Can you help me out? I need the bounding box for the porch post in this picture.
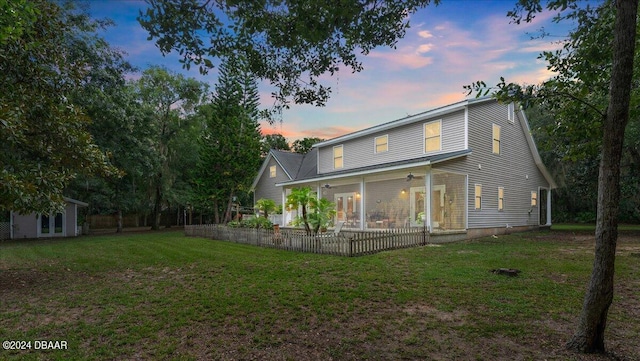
[425,167,432,230]
[546,189,552,226]
[360,177,365,230]
[281,188,287,226]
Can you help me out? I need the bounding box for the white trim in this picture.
[425,170,432,230]
[508,102,516,124]
[314,97,493,148]
[474,184,482,210]
[276,150,471,187]
[464,107,469,149]
[492,123,501,155]
[374,134,389,154]
[519,109,558,189]
[333,145,344,169]
[423,119,442,153]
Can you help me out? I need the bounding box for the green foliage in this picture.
[133,66,208,229]
[227,217,273,229]
[286,187,335,234]
[193,56,263,223]
[260,134,290,156]
[0,0,118,214]
[467,0,640,224]
[138,0,439,114]
[307,196,337,233]
[255,198,277,219]
[292,137,324,154]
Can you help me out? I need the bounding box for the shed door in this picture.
[40,213,65,237]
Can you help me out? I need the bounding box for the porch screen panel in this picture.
[430,172,466,231]
[364,178,411,229]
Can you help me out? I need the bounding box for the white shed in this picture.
[9,197,88,239]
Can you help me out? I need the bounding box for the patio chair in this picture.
[331,221,345,236]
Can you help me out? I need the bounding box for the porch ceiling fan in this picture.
[406,173,423,182]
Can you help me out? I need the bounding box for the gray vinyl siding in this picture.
[254,158,289,206]
[317,110,466,174]
[434,101,550,229]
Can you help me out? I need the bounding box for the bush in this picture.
[226,218,273,229]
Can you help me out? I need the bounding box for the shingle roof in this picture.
[277,149,472,186]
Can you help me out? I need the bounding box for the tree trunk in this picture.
[567,0,637,353]
[116,208,123,233]
[165,202,172,228]
[213,200,220,224]
[151,181,162,230]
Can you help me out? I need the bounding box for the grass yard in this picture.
[1,230,639,360]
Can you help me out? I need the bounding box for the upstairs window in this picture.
[508,102,516,123]
[492,124,501,155]
[269,165,276,178]
[333,145,344,169]
[375,135,388,153]
[475,184,482,210]
[424,120,441,153]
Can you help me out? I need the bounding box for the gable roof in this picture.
[253,96,556,191]
[250,149,318,191]
[518,109,558,189]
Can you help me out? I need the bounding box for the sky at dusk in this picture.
[88,0,579,143]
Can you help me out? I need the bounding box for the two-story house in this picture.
[252,97,556,241]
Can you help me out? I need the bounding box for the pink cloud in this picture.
[368,47,434,70]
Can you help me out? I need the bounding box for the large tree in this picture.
[260,134,291,157]
[195,56,262,223]
[138,0,438,112]
[467,0,638,353]
[1,0,116,215]
[134,67,208,230]
[292,137,324,154]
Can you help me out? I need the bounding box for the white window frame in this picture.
[424,120,442,153]
[531,191,538,207]
[508,102,516,124]
[269,165,276,178]
[333,145,344,169]
[492,123,501,155]
[498,187,504,211]
[474,184,482,210]
[374,135,388,154]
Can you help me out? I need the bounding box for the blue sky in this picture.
[88,0,577,142]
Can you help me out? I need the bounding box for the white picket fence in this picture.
[185,224,429,257]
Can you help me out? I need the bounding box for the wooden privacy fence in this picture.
[185,224,429,257]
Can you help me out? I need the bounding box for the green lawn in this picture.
[552,223,640,232]
[1,230,638,360]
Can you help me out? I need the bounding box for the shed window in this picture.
[269,165,276,178]
[424,120,441,152]
[531,191,538,207]
[375,135,388,153]
[498,187,504,211]
[333,145,344,169]
[475,184,482,210]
